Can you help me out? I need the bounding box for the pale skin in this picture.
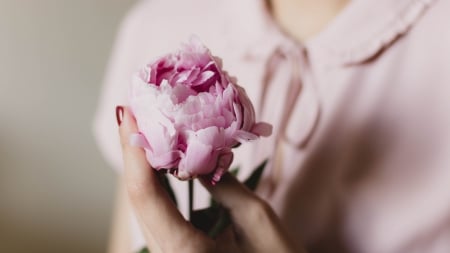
[270,0,350,42]
[108,1,350,252]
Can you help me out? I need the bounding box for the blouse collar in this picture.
[234,0,437,66]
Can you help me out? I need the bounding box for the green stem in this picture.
[188,179,193,220]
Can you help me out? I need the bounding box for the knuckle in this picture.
[248,198,272,223]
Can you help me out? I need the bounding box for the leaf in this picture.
[230,167,240,177]
[137,247,149,253]
[191,206,222,234]
[244,159,267,191]
[207,208,230,238]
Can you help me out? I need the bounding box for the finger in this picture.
[215,226,240,253]
[200,172,257,215]
[200,173,288,249]
[117,106,201,252]
[136,219,164,253]
[200,173,267,231]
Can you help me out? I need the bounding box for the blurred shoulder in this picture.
[396,0,450,84]
[117,0,232,58]
[409,0,450,53]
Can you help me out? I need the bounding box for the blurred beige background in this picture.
[0,0,135,252]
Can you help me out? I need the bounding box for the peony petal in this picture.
[214,81,223,95]
[224,121,239,146]
[192,70,215,86]
[129,37,272,179]
[129,133,180,169]
[174,170,192,181]
[180,95,201,114]
[194,127,225,148]
[172,69,193,84]
[134,110,178,162]
[138,65,151,83]
[176,114,203,130]
[233,103,243,129]
[147,150,181,169]
[233,130,259,143]
[221,108,235,126]
[235,85,256,131]
[178,41,210,70]
[171,83,196,103]
[129,133,151,149]
[179,137,218,176]
[185,67,201,84]
[251,122,273,137]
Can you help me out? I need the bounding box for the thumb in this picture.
[201,173,301,253]
[117,106,202,252]
[200,172,272,237]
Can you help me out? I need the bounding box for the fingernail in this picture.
[116,106,124,126]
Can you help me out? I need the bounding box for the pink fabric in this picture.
[93,0,450,252]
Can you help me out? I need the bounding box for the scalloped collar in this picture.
[234,0,437,66]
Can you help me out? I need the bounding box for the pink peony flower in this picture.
[129,37,272,183]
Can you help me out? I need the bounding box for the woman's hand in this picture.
[116,106,305,253]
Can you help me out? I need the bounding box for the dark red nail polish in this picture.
[116,106,124,126]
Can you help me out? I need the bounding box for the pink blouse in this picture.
[94,0,450,252]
